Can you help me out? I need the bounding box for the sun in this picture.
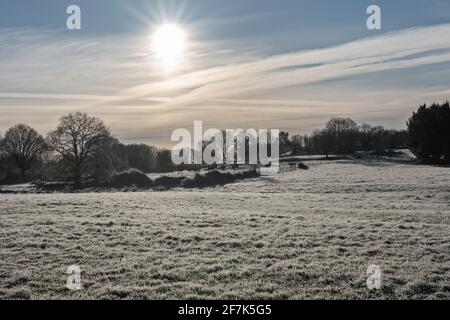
[152,24,186,69]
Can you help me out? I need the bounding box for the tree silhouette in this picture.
[407,101,450,164]
[290,134,304,155]
[47,112,111,187]
[1,124,45,178]
[156,148,173,171]
[325,117,358,154]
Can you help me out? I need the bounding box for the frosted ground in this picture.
[0,160,449,299]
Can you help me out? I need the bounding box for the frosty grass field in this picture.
[0,160,449,299]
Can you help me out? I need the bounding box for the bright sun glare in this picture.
[152,24,186,69]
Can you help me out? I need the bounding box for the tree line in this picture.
[279,117,408,158]
[1,101,449,186]
[279,101,449,163]
[0,112,174,187]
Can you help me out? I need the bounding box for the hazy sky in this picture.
[1,0,450,146]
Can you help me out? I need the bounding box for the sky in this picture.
[1,0,450,146]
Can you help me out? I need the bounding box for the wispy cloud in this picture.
[118,23,450,105]
[1,23,450,145]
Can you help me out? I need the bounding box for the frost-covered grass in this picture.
[0,160,449,299]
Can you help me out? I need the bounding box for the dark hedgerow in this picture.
[108,169,152,188]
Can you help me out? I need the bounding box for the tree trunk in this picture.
[74,166,81,189]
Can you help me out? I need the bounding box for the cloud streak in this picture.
[1,23,450,145]
[118,23,450,105]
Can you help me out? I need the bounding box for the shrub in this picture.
[297,163,309,170]
[180,172,213,189]
[204,170,234,184]
[189,174,210,188]
[180,170,258,189]
[241,170,258,179]
[36,181,74,192]
[108,169,152,188]
[153,176,184,189]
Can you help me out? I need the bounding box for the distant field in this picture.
[0,160,449,299]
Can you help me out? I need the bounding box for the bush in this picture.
[108,169,152,188]
[204,170,233,184]
[241,170,258,179]
[153,176,184,189]
[179,173,215,189]
[180,170,258,189]
[35,181,74,192]
[297,163,309,170]
[407,101,450,164]
[191,174,210,188]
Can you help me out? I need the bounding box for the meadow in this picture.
[0,160,449,299]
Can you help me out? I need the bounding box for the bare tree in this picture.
[279,131,291,155]
[156,148,174,171]
[325,117,358,153]
[290,134,304,155]
[1,124,45,178]
[47,112,111,187]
